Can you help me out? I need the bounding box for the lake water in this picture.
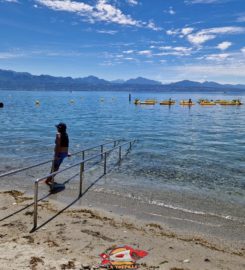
[0,90,244,240]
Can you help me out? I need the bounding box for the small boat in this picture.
[180,100,195,106]
[214,99,226,104]
[159,100,175,105]
[219,99,243,105]
[134,99,157,105]
[199,100,216,105]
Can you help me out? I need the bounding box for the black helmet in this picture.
[55,122,67,132]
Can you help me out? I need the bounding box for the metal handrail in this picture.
[33,139,136,229]
[0,139,122,179]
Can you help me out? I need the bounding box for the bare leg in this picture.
[45,160,60,185]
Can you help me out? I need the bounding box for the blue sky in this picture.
[0,0,245,84]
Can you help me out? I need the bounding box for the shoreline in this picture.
[0,188,244,270]
[1,167,244,251]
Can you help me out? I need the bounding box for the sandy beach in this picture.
[0,189,244,270]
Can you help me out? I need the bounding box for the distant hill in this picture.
[110,79,125,84]
[170,80,222,88]
[169,80,202,88]
[0,69,245,91]
[125,77,162,85]
[76,75,109,85]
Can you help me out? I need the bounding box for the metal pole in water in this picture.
[79,162,84,197]
[82,151,85,161]
[130,141,132,150]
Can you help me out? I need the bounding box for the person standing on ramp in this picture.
[45,122,69,186]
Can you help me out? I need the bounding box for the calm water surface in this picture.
[0,90,244,222]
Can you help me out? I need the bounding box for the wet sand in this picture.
[0,189,244,270]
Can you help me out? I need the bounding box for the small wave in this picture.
[148,199,242,222]
[146,212,222,227]
[92,187,244,223]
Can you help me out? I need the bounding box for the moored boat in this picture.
[199,100,216,105]
[219,99,243,105]
[134,99,140,105]
[134,99,157,105]
[159,100,175,105]
[180,100,195,106]
[215,99,227,104]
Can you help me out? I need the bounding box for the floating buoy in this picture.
[100,98,104,102]
[35,100,40,105]
[70,99,74,104]
[0,102,4,108]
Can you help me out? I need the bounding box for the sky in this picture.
[0,0,245,84]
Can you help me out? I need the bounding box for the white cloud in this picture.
[36,0,93,13]
[185,0,221,4]
[181,27,194,35]
[127,0,138,5]
[205,53,230,61]
[146,20,162,31]
[205,26,245,35]
[187,26,245,45]
[166,27,194,37]
[36,0,163,31]
[0,51,23,59]
[1,0,18,2]
[155,51,190,57]
[166,29,179,35]
[123,50,134,54]
[152,45,193,57]
[241,47,245,54]
[159,46,172,50]
[164,6,176,15]
[237,16,245,22]
[95,0,139,26]
[97,30,118,34]
[36,0,140,26]
[159,61,245,84]
[187,33,215,45]
[171,63,245,79]
[169,6,175,15]
[174,46,192,53]
[138,50,152,56]
[216,41,232,50]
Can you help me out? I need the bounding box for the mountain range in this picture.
[0,69,245,91]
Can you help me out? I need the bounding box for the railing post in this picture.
[104,152,107,174]
[33,181,38,230]
[79,162,84,197]
[119,146,122,161]
[82,150,85,161]
[101,145,103,160]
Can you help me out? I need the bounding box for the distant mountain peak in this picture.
[125,77,162,85]
[110,79,125,84]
